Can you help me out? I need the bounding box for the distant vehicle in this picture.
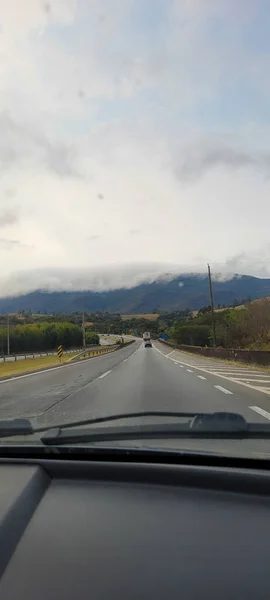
[143,331,151,341]
[145,340,152,348]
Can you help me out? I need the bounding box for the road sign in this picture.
[160,334,168,340]
[57,345,63,359]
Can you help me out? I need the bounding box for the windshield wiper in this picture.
[39,411,270,446]
[0,418,33,438]
[0,411,199,440]
[35,410,200,432]
[2,411,270,445]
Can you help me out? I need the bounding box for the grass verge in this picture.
[173,348,270,372]
[0,351,81,378]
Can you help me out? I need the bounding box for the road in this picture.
[2,340,270,454]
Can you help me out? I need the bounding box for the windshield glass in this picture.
[1,0,270,457]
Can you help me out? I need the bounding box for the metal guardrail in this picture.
[70,340,135,362]
[158,339,270,367]
[72,345,118,361]
[0,339,135,365]
[0,347,85,364]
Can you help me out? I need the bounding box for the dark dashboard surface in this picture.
[0,456,270,599]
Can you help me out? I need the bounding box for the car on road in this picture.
[145,340,152,347]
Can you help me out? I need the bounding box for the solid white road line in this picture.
[197,375,207,380]
[214,385,233,395]
[98,370,112,379]
[0,353,115,385]
[167,350,175,357]
[249,406,270,421]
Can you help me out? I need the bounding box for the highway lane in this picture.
[0,341,140,425]
[154,342,270,421]
[1,339,270,453]
[1,337,270,423]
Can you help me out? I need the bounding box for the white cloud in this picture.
[0,208,18,227]
[0,263,183,297]
[0,0,269,295]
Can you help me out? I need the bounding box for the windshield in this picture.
[1,1,270,458]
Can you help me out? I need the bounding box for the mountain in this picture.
[0,274,270,314]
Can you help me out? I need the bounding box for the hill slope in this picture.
[0,274,270,314]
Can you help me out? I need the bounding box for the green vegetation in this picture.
[85,331,99,345]
[0,352,81,378]
[170,299,270,350]
[1,298,269,356]
[0,322,83,355]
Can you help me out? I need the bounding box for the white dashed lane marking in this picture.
[249,406,270,421]
[99,370,112,379]
[153,345,270,396]
[214,385,233,395]
[186,369,193,373]
[197,375,207,380]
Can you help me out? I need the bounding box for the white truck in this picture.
[143,332,151,341]
[143,331,152,347]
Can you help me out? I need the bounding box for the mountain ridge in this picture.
[0,274,270,314]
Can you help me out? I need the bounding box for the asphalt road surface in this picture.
[2,340,270,454]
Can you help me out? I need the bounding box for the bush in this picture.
[172,323,210,347]
[85,331,100,346]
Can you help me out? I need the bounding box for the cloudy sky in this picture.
[0,0,270,295]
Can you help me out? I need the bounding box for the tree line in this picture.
[0,322,84,355]
[1,300,269,353]
[170,299,270,349]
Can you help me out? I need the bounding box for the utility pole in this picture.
[7,315,10,355]
[207,264,216,348]
[82,311,86,347]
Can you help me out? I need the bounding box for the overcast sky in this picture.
[0,0,270,295]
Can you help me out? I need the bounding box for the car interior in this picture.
[1,447,270,599]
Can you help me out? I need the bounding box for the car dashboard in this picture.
[0,451,270,599]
